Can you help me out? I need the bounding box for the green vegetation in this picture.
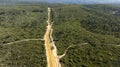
[0,5,47,67]
[0,4,120,67]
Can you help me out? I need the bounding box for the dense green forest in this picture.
[0,4,120,67]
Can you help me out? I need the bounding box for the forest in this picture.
[0,4,120,67]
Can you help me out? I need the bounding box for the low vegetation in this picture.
[0,4,120,67]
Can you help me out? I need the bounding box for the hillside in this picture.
[0,4,120,67]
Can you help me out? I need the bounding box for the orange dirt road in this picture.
[44,7,61,67]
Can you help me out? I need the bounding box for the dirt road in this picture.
[2,39,44,46]
[44,7,89,67]
[44,7,61,67]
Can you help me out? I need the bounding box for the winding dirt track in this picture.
[2,39,44,46]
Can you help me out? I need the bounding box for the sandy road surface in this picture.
[44,7,61,67]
